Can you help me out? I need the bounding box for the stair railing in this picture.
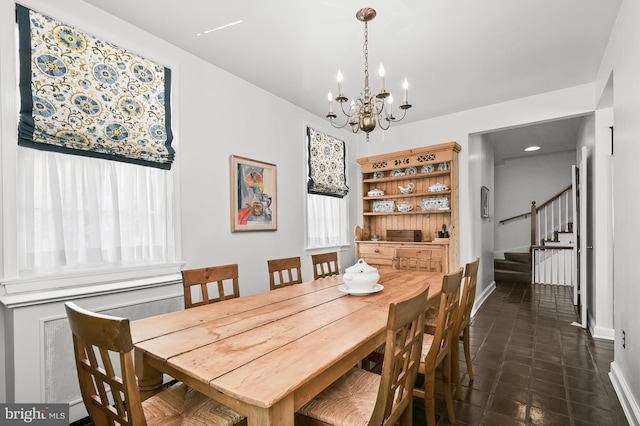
[500,184,575,285]
[530,184,573,246]
[530,184,575,285]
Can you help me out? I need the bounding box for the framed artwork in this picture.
[481,186,490,218]
[230,155,277,232]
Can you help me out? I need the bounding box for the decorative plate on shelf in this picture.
[373,171,385,179]
[421,164,435,173]
[438,161,451,171]
[405,166,417,175]
[373,200,395,213]
[421,197,450,211]
[390,169,405,177]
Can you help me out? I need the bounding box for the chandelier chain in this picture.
[363,21,369,95]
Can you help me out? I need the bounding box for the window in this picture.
[306,193,349,248]
[4,6,179,292]
[16,148,176,279]
[305,127,349,248]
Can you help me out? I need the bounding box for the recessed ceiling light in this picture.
[196,20,243,36]
[524,146,540,152]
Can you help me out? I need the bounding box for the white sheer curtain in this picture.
[17,148,171,275]
[306,193,348,248]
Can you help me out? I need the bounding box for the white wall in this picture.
[575,109,615,341]
[597,0,640,422]
[593,107,614,339]
[494,150,576,256]
[468,134,495,297]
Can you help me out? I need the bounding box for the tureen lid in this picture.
[345,258,378,274]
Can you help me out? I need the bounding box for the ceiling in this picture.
[82,0,621,158]
[485,116,585,165]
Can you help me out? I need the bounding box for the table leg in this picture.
[246,394,294,426]
[134,350,163,400]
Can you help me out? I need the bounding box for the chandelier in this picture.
[326,8,412,141]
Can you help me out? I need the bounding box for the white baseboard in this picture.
[589,316,615,340]
[609,361,640,426]
[471,280,496,317]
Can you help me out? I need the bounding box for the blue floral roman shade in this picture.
[16,5,175,169]
[307,127,349,198]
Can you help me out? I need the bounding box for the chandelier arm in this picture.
[338,100,356,118]
[372,97,386,116]
[327,116,354,130]
[391,108,408,123]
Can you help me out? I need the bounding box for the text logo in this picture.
[1,404,68,425]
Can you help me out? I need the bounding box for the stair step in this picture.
[556,233,575,244]
[495,269,531,283]
[494,259,530,272]
[504,252,531,264]
[543,240,574,247]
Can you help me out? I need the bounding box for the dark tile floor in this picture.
[412,281,629,426]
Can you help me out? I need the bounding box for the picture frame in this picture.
[230,155,277,232]
[481,186,490,218]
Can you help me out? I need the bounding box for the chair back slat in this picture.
[394,248,442,272]
[426,268,463,366]
[268,256,302,290]
[311,252,339,279]
[459,257,480,331]
[181,264,240,309]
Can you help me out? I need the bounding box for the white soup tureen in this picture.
[343,259,380,291]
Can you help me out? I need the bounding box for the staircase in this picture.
[496,184,576,284]
[494,252,531,283]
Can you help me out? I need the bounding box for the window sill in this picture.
[304,244,353,254]
[0,262,184,307]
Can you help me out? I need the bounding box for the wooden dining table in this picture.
[131,267,444,426]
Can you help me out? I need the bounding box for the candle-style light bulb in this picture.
[379,63,385,91]
[403,78,409,103]
[387,94,394,118]
[337,70,344,97]
[327,92,334,115]
[348,100,357,125]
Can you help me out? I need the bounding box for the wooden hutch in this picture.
[355,142,461,273]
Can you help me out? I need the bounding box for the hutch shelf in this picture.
[355,141,461,273]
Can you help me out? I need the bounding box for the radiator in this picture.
[43,297,182,403]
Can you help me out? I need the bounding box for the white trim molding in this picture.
[609,361,640,426]
[472,280,496,317]
[589,316,615,340]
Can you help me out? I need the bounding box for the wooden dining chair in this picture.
[311,251,339,280]
[361,248,442,372]
[413,268,463,426]
[181,264,240,309]
[295,285,430,426]
[451,257,480,399]
[64,302,246,426]
[394,247,442,272]
[267,256,303,290]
